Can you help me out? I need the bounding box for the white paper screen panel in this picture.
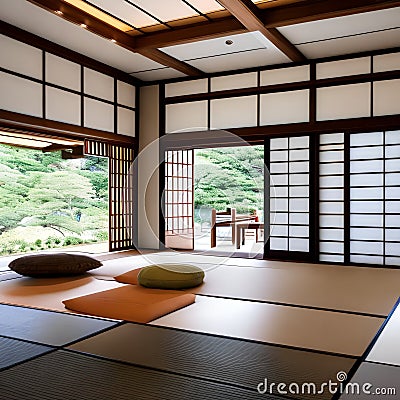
[166,101,208,133]
[84,68,114,101]
[260,90,309,125]
[317,83,371,121]
[269,136,310,253]
[350,131,400,266]
[211,72,257,91]
[46,86,80,125]
[210,96,257,129]
[117,107,135,137]
[0,72,42,117]
[319,133,345,263]
[117,81,135,108]
[373,79,400,116]
[316,57,370,79]
[165,79,208,97]
[0,35,42,79]
[260,65,309,86]
[373,53,400,72]
[45,53,80,91]
[84,98,114,132]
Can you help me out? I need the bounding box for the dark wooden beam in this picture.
[217,0,305,61]
[42,143,79,152]
[135,18,245,49]
[229,114,400,138]
[135,0,400,49]
[137,48,203,76]
[26,0,204,76]
[0,110,136,146]
[262,0,400,28]
[61,146,84,159]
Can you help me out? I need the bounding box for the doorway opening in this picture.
[0,143,109,262]
[194,146,264,257]
[163,144,265,258]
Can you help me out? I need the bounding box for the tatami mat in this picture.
[0,350,271,400]
[69,323,355,400]
[151,296,383,357]
[0,304,117,346]
[188,264,400,317]
[367,301,400,367]
[91,252,400,317]
[0,271,22,282]
[0,275,123,312]
[0,336,52,370]
[340,362,400,399]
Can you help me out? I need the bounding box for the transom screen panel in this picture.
[319,133,345,263]
[350,131,400,266]
[164,149,194,250]
[269,136,310,256]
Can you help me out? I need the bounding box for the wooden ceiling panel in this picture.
[217,0,306,61]
[131,0,199,23]
[186,0,225,13]
[74,0,158,29]
[18,0,400,78]
[64,0,136,32]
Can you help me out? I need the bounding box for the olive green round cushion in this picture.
[138,264,204,289]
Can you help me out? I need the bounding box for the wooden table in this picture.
[210,216,257,248]
[236,222,264,249]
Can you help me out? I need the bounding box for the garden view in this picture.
[0,144,108,256]
[194,145,264,215]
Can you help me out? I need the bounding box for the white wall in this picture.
[138,85,161,249]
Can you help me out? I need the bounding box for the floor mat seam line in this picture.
[194,293,387,319]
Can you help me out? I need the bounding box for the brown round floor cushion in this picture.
[138,264,205,289]
[9,253,102,277]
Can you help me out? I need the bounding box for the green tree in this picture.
[194,146,264,214]
[21,171,96,236]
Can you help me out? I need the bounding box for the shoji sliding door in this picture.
[164,149,194,250]
[318,130,400,267]
[349,131,400,267]
[266,135,312,261]
[319,133,345,263]
[85,140,135,252]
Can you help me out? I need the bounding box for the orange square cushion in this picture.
[114,268,142,285]
[63,285,195,323]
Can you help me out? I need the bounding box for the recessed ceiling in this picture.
[162,31,290,73]
[163,31,270,60]
[1,0,399,82]
[280,8,400,45]
[186,0,224,14]
[64,0,137,32]
[133,68,186,81]
[298,28,400,59]
[0,0,166,74]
